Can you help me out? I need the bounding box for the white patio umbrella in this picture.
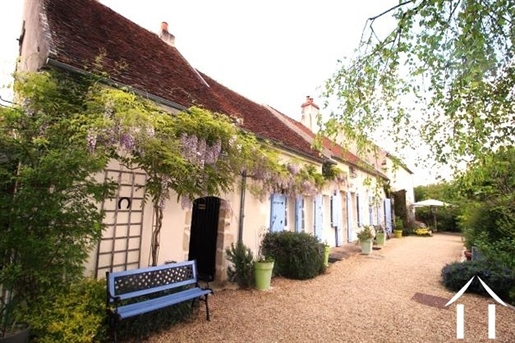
[411,199,452,231]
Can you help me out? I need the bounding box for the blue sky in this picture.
[1,0,445,185]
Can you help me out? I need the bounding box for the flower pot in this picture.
[0,325,30,343]
[323,246,330,267]
[360,239,373,255]
[375,232,386,246]
[394,230,403,238]
[254,260,274,291]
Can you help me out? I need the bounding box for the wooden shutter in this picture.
[270,193,286,232]
[346,192,354,242]
[368,196,374,225]
[384,198,393,233]
[314,195,323,240]
[332,193,343,246]
[295,196,304,232]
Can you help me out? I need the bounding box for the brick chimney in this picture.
[159,21,175,47]
[300,96,320,132]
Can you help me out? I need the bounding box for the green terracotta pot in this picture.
[254,260,274,290]
[360,239,373,255]
[394,230,403,238]
[323,246,331,267]
[375,232,386,246]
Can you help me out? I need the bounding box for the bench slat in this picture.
[111,278,197,301]
[106,260,212,343]
[107,261,198,300]
[114,287,212,319]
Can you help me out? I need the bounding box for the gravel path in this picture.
[145,233,515,342]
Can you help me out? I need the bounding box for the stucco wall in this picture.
[19,0,51,72]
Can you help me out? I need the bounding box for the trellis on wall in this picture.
[95,169,147,278]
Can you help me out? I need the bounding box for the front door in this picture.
[188,196,220,281]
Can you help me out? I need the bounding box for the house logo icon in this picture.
[445,276,507,339]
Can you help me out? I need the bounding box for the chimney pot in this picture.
[159,21,175,47]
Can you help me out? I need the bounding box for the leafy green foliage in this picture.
[357,226,374,241]
[19,279,107,343]
[441,260,515,304]
[261,231,325,280]
[456,147,514,266]
[0,71,114,336]
[225,242,254,288]
[323,0,514,173]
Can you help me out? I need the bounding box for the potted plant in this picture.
[357,226,375,255]
[374,226,386,246]
[253,227,274,291]
[323,242,331,267]
[254,256,275,291]
[394,217,404,238]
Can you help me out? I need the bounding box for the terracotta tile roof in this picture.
[267,106,388,179]
[198,72,322,159]
[40,0,323,161]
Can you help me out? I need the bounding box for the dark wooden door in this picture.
[188,196,220,281]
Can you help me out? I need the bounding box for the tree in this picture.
[323,0,514,172]
[456,146,515,266]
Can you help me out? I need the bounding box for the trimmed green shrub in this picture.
[261,231,325,280]
[225,242,254,288]
[441,260,515,304]
[20,278,108,343]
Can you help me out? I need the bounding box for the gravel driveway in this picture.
[146,233,515,342]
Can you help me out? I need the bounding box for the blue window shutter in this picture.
[384,198,392,233]
[333,193,343,246]
[295,196,303,232]
[376,203,381,226]
[270,193,286,232]
[314,195,323,240]
[331,195,339,226]
[356,194,361,227]
[369,196,373,225]
[346,192,354,242]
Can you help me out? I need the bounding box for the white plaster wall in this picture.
[20,0,51,72]
[384,158,415,205]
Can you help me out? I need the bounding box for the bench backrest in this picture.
[107,260,198,302]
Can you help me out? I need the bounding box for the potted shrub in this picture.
[374,226,386,246]
[394,217,404,238]
[254,256,275,291]
[357,226,375,255]
[253,228,275,291]
[323,242,331,267]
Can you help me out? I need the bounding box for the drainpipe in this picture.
[237,171,247,242]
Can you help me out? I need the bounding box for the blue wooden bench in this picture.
[106,260,213,342]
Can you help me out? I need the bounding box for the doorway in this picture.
[188,196,221,281]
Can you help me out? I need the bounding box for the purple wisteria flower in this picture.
[180,133,198,163]
[119,132,136,151]
[87,131,97,153]
[204,139,222,165]
[287,163,301,175]
[181,196,192,209]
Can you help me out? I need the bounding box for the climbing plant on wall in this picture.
[6,69,335,266]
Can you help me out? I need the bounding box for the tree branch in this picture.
[369,0,415,22]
